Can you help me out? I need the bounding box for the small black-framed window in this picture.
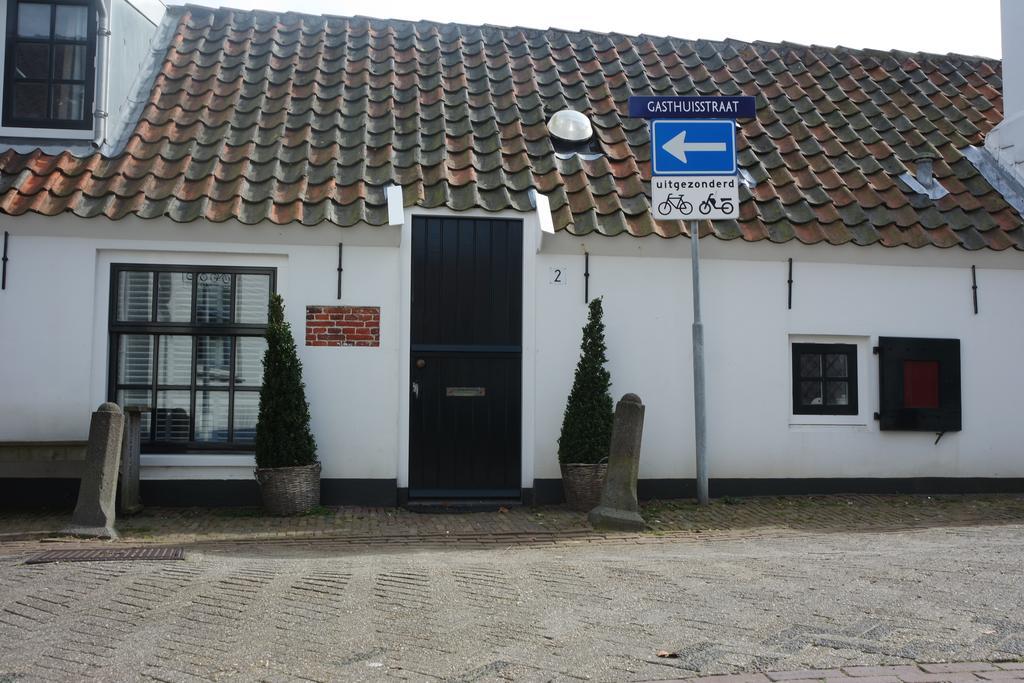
[107,264,277,453]
[792,343,858,415]
[877,337,961,432]
[3,0,95,129]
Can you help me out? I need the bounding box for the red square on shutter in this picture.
[903,360,940,408]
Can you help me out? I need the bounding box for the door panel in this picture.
[411,217,522,348]
[410,354,521,496]
[409,217,523,498]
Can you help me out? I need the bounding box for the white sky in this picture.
[166,0,1002,59]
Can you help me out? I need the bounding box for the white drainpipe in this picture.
[1000,0,1023,122]
[984,1,1024,185]
[94,0,111,150]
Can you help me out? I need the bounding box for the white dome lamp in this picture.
[548,109,594,146]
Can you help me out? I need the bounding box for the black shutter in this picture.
[877,337,961,431]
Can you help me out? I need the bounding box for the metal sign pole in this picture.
[628,95,755,507]
[690,220,709,505]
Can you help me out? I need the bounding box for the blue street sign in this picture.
[629,96,756,120]
[651,119,736,176]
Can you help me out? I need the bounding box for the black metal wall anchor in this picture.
[1,231,8,291]
[584,250,590,303]
[337,242,343,300]
[971,265,978,315]
[787,257,793,309]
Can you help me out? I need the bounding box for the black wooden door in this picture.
[409,216,523,498]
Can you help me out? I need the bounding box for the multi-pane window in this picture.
[791,343,858,415]
[3,0,94,128]
[109,265,275,452]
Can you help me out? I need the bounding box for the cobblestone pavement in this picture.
[0,519,1022,681]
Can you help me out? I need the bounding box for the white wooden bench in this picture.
[0,441,88,478]
[2,408,143,512]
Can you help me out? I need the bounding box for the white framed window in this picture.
[108,264,276,452]
[3,0,96,129]
[789,335,871,427]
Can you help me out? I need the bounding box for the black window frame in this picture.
[877,336,961,432]
[107,263,277,454]
[3,0,96,130]
[791,343,859,416]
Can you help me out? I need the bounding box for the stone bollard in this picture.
[588,393,646,531]
[119,407,144,516]
[64,402,124,539]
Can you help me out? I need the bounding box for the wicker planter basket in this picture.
[256,463,321,516]
[560,463,607,511]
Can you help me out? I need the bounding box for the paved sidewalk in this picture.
[1,494,1023,551]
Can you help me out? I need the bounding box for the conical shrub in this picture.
[255,294,318,468]
[558,297,614,464]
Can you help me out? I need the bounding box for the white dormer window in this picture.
[3,0,95,130]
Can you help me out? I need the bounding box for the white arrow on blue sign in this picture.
[651,119,736,176]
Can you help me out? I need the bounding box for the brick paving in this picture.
[0,495,1023,680]
[1,494,1023,551]
[0,521,1023,680]
[660,663,1024,683]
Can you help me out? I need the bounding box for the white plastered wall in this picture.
[0,214,401,482]
[3,209,1024,489]
[535,233,1024,480]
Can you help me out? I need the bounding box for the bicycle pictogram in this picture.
[656,194,694,216]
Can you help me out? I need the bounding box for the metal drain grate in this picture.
[25,547,185,565]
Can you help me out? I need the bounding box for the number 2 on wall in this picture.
[549,267,566,285]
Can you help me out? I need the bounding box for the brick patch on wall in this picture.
[305,306,380,347]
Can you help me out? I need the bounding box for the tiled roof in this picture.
[0,5,1019,250]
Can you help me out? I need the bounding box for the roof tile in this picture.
[0,5,1018,249]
